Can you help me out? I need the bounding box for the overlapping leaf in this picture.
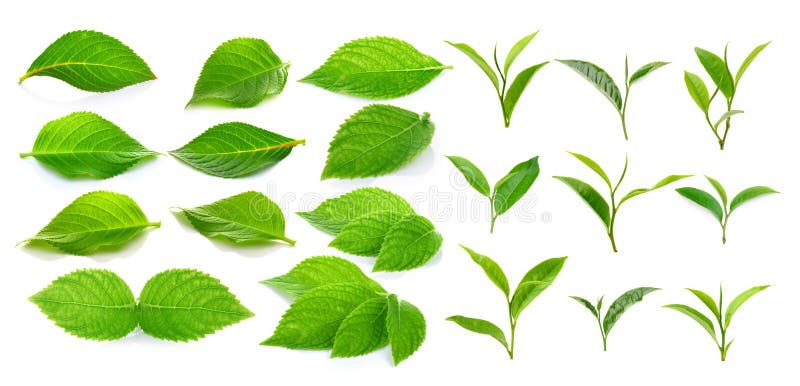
[262,256,385,298]
[374,215,442,272]
[297,187,414,234]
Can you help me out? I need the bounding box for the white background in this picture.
[0,0,795,384]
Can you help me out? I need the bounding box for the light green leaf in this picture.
[619,174,692,206]
[553,176,610,227]
[174,191,294,245]
[329,211,407,256]
[331,297,389,358]
[446,315,508,349]
[387,294,426,366]
[705,176,728,208]
[725,285,769,329]
[503,61,548,122]
[169,122,304,178]
[301,36,449,99]
[19,30,155,92]
[20,112,157,179]
[663,304,718,344]
[687,288,721,321]
[460,245,510,297]
[735,42,770,85]
[730,186,779,212]
[602,287,659,335]
[22,191,159,255]
[628,61,670,85]
[504,31,539,76]
[676,187,724,222]
[684,71,710,113]
[713,110,744,130]
[261,256,385,299]
[510,256,567,319]
[30,269,136,340]
[567,151,611,189]
[493,156,540,217]
[138,269,253,342]
[262,283,382,349]
[445,41,498,90]
[557,59,622,111]
[297,187,414,235]
[321,104,434,179]
[187,37,288,107]
[446,156,491,197]
[695,47,734,99]
[570,296,599,319]
[374,215,442,272]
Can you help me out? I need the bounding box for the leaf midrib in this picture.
[138,303,252,316]
[172,139,304,157]
[20,61,155,83]
[31,298,135,309]
[184,208,294,244]
[192,61,290,98]
[20,149,157,157]
[36,221,159,239]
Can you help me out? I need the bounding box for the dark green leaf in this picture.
[446,315,508,349]
[628,61,670,85]
[445,41,498,90]
[695,47,734,99]
[503,61,548,122]
[676,187,724,222]
[729,186,779,212]
[493,156,540,217]
[460,245,509,297]
[602,287,659,335]
[553,176,610,227]
[724,285,769,328]
[446,156,490,197]
[557,59,622,111]
[570,296,598,319]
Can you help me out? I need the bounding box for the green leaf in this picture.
[446,315,508,349]
[445,41,499,90]
[705,176,728,208]
[566,151,611,189]
[262,283,382,349]
[686,288,721,321]
[138,269,253,342]
[446,156,491,197]
[321,104,434,179]
[570,296,599,319]
[713,110,744,130]
[504,31,539,76]
[374,215,443,272]
[174,191,295,245]
[663,304,718,344]
[735,42,770,86]
[503,61,549,122]
[30,269,136,340]
[510,257,567,319]
[22,191,159,255]
[695,47,734,99]
[557,59,622,111]
[628,61,670,85]
[386,294,426,366]
[19,112,157,179]
[725,285,769,328]
[729,186,779,212]
[460,245,510,297]
[329,211,407,256]
[493,156,540,217]
[170,122,303,178]
[262,256,385,299]
[301,36,449,99]
[297,187,414,235]
[619,174,692,206]
[602,287,659,335]
[684,71,710,113]
[553,176,610,227]
[331,297,389,358]
[19,30,155,92]
[187,37,288,107]
[676,187,724,222]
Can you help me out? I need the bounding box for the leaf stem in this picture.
[489,194,497,233]
[507,300,516,359]
[620,81,630,140]
[596,312,607,351]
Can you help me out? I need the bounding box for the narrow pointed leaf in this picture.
[297,187,414,235]
[187,37,288,107]
[510,257,567,319]
[735,42,769,85]
[676,187,724,222]
[301,36,449,99]
[503,61,548,122]
[686,288,721,321]
[374,215,442,272]
[445,41,498,90]
[553,176,610,227]
[387,294,426,366]
[493,156,540,217]
[446,156,490,197]
[663,304,718,344]
[557,59,622,110]
[684,71,710,113]
[567,151,611,189]
[730,186,779,212]
[261,256,384,299]
[504,31,539,76]
[713,110,744,130]
[169,122,303,178]
[725,285,769,328]
[705,176,728,208]
[619,174,692,206]
[22,191,159,255]
[19,30,155,92]
[628,61,670,85]
[460,245,509,297]
[322,105,434,179]
[446,315,508,349]
[695,47,734,99]
[20,112,157,179]
[570,296,598,318]
[329,211,407,256]
[331,297,389,358]
[602,287,659,335]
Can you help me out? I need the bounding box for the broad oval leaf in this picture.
[695,47,734,99]
[602,287,659,335]
[705,176,728,208]
[510,256,567,319]
[22,191,160,255]
[170,122,304,178]
[445,41,498,90]
[493,156,540,217]
[684,71,710,113]
[387,294,426,366]
[663,304,718,344]
[628,61,670,85]
[676,187,724,222]
[687,288,721,321]
[261,256,385,298]
[321,104,434,179]
[374,215,443,272]
[460,245,510,297]
[138,269,253,342]
[19,30,155,92]
[20,112,157,179]
[331,297,389,358]
[557,59,622,111]
[297,187,414,235]
[553,176,610,227]
[174,191,295,245]
[187,37,288,107]
[329,211,407,256]
[567,151,611,188]
[504,31,539,76]
[30,269,136,340]
[735,42,770,85]
[301,36,449,99]
[446,156,490,197]
[503,61,549,122]
[730,186,778,212]
[724,285,769,328]
[713,110,744,130]
[446,315,508,349]
[570,296,599,318]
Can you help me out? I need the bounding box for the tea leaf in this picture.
[20,112,157,179]
[676,187,724,222]
[170,122,303,178]
[570,296,599,318]
[174,191,294,245]
[138,269,253,342]
[602,287,659,335]
[301,36,449,99]
[687,288,721,321]
[553,176,610,227]
[493,156,540,217]
[446,315,508,349]
[446,156,491,197]
[566,151,611,188]
[262,256,385,299]
[297,187,414,234]
[684,71,710,113]
[321,104,434,179]
[724,285,769,328]
[374,215,442,272]
[503,62,549,122]
[730,186,779,212]
[460,245,509,297]
[30,269,137,340]
[713,110,744,130]
[504,31,539,76]
[331,297,389,358]
[663,304,718,344]
[619,174,692,205]
[510,257,567,319]
[19,30,155,92]
[444,41,498,90]
[695,47,734,99]
[22,191,159,255]
[628,61,670,85]
[557,59,622,110]
[329,211,406,256]
[187,38,288,107]
[705,176,728,208]
[735,42,769,85]
[387,294,426,366]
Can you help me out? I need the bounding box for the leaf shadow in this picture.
[19,228,155,262]
[170,211,293,258]
[18,80,155,105]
